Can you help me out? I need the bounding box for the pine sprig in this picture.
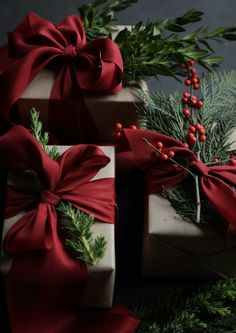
[30,109,107,265]
[57,202,107,266]
[135,279,236,333]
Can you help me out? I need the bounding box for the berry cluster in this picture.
[155,141,175,161]
[179,59,206,146]
[112,122,137,140]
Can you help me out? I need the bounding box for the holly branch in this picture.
[30,108,107,265]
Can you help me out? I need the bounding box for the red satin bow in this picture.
[0,12,123,142]
[116,128,236,228]
[0,126,139,333]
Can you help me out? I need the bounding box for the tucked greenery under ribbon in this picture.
[134,278,236,333]
[78,0,236,83]
[138,70,236,226]
[30,108,107,265]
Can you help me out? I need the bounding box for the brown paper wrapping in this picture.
[142,193,236,279]
[0,146,115,308]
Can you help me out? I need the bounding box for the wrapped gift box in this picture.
[142,193,236,279]
[14,26,147,144]
[0,145,115,308]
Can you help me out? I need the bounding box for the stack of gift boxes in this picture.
[1,10,236,333]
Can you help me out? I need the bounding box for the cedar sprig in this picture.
[57,202,107,266]
[135,279,236,333]
[78,0,138,40]
[30,109,107,265]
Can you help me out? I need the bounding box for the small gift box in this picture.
[142,193,236,279]
[0,139,115,308]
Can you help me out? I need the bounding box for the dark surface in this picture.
[1,1,236,332]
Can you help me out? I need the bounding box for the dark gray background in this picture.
[1,1,236,331]
[1,0,236,93]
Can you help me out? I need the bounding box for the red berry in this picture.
[212,158,219,163]
[115,131,122,139]
[182,142,189,148]
[200,135,206,142]
[191,100,197,107]
[160,153,168,160]
[193,84,200,90]
[183,92,191,98]
[188,132,195,139]
[130,125,137,130]
[168,150,175,158]
[191,95,197,101]
[196,77,200,83]
[115,122,122,130]
[189,125,196,133]
[197,100,203,108]
[191,77,198,84]
[182,97,189,104]
[194,123,202,130]
[189,137,197,144]
[184,116,192,122]
[199,127,205,135]
[188,59,195,66]
[179,63,186,69]
[183,108,190,116]
[185,79,191,86]
[190,68,197,75]
[229,159,236,166]
[156,141,163,149]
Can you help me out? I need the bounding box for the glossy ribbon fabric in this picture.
[0,126,139,333]
[116,128,236,228]
[0,12,123,142]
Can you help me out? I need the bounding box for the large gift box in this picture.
[142,193,236,279]
[0,144,115,308]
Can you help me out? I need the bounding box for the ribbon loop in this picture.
[40,189,60,205]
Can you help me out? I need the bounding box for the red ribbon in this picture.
[116,128,236,228]
[0,126,139,333]
[0,12,123,143]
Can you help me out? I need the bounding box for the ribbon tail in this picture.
[202,176,236,227]
[49,66,100,144]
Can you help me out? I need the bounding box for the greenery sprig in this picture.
[135,278,236,333]
[78,1,236,83]
[78,0,138,40]
[30,108,107,265]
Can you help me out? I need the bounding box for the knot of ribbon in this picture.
[63,44,78,62]
[40,189,60,205]
[0,12,124,142]
[116,128,236,228]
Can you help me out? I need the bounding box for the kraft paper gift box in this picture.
[142,193,236,279]
[0,146,115,308]
[14,26,148,144]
